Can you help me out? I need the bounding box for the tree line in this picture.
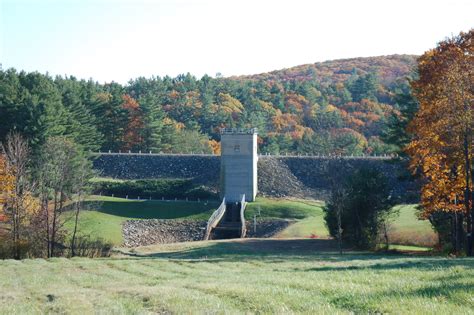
[0,55,416,156]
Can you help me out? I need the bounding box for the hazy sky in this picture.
[1,0,473,83]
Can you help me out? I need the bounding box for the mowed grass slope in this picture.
[65,196,326,245]
[246,198,324,219]
[0,239,473,314]
[63,196,219,244]
[245,198,330,238]
[65,196,435,247]
[83,196,219,220]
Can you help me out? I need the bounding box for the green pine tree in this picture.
[55,76,103,152]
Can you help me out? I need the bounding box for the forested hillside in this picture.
[0,54,417,155]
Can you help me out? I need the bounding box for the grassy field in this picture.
[0,239,472,314]
[246,198,330,238]
[246,198,324,219]
[65,196,327,245]
[64,196,436,247]
[276,216,330,238]
[63,196,219,244]
[389,204,438,246]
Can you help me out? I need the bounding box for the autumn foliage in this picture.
[407,29,474,254]
[208,139,221,155]
[121,94,145,151]
[0,154,14,222]
[0,55,418,156]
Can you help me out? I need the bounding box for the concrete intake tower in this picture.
[204,128,258,239]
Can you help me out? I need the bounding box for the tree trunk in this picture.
[50,192,58,258]
[13,192,22,259]
[467,159,474,256]
[451,212,464,253]
[383,221,390,250]
[43,197,51,258]
[70,194,82,257]
[337,203,342,255]
[464,134,472,256]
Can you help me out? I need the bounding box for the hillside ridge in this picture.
[1,54,419,156]
[231,54,418,83]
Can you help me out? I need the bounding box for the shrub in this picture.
[0,238,32,260]
[428,211,464,254]
[69,236,112,258]
[0,236,112,259]
[92,178,217,200]
[324,167,395,249]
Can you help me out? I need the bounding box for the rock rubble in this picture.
[123,220,207,247]
[122,219,294,247]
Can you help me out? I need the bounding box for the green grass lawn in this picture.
[64,196,219,245]
[277,216,330,238]
[246,198,330,238]
[65,196,326,245]
[65,196,436,247]
[0,239,472,314]
[246,198,324,219]
[389,204,437,247]
[63,211,126,245]
[386,244,432,252]
[83,195,219,220]
[89,177,125,183]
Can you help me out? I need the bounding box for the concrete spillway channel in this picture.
[204,196,247,240]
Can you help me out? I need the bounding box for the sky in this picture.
[0,0,473,84]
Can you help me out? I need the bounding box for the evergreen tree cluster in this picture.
[324,167,395,249]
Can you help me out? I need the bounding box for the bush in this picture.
[0,239,31,259]
[428,211,464,254]
[0,236,112,259]
[324,167,394,249]
[92,178,217,200]
[69,236,112,258]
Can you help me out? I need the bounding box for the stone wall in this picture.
[93,153,418,202]
[258,156,419,201]
[93,154,220,187]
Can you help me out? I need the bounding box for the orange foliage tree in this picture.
[1,133,39,259]
[121,95,145,151]
[0,154,14,223]
[407,29,474,254]
[208,140,221,155]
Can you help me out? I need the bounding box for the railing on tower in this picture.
[220,128,258,134]
[204,198,226,240]
[240,194,247,238]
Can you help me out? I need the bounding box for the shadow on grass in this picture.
[327,275,473,314]
[406,281,473,303]
[81,200,219,219]
[346,272,474,313]
[301,258,474,272]
[114,239,343,261]
[117,239,473,268]
[142,239,346,260]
